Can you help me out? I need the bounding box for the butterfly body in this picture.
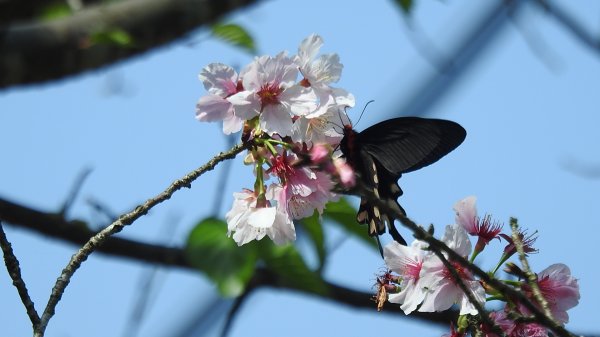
[340,117,466,246]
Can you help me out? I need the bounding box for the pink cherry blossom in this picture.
[267,151,334,219]
[454,196,502,254]
[296,34,342,89]
[418,224,486,315]
[332,158,355,188]
[228,52,317,137]
[294,34,354,119]
[225,188,295,245]
[196,63,244,134]
[520,263,580,324]
[499,229,538,259]
[485,310,548,337]
[537,263,580,323]
[383,240,429,314]
[309,143,330,164]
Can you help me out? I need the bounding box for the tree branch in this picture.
[0,221,41,329]
[0,0,258,89]
[534,0,600,56]
[32,142,248,336]
[0,194,456,328]
[349,184,577,337]
[0,197,189,268]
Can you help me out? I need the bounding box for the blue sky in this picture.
[1,1,599,336]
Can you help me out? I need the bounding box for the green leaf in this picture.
[185,218,258,297]
[211,23,257,54]
[39,3,72,21]
[324,198,378,250]
[259,243,328,295]
[299,212,326,271]
[393,0,413,14]
[90,29,134,48]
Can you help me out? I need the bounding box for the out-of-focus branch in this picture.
[0,195,455,327]
[32,142,248,337]
[534,0,600,56]
[0,197,189,268]
[0,0,258,89]
[252,266,457,325]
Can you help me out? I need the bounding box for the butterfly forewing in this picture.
[357,117,466,175]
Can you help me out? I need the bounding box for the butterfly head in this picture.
[339,123,358,160]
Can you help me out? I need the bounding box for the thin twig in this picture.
[33,142,249,337]
[220,288,253,337]
[510,218,554,320]
[0,221,41,328]
[211,134,237,216]
[121,212,181,337]
[0,197,458,326]
[348,184,576,337]
[60,167,92,217]
[429,249,500,335]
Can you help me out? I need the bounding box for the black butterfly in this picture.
[339,117,466,247]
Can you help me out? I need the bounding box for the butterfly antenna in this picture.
[355,100,375,128]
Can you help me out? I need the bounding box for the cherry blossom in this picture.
[418,224,486,315]
[520,263,580,324]
[454,196,502,256]
[485,310,548,337]
[225,188,295,246]
[267,150,334,219]
[499,229,538,260]
[195,63,245,134]
[383,240,429,314]
[228,52,317,137]
[294,34,354,118]
[332,158,355,188]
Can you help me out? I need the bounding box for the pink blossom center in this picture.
[475,215,503,242]
[257,83,282,107]
[402,257,423,282]
[269,155,294,182]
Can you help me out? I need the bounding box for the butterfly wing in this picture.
[357,117,466,175]
[354,152,407,245]
[348,117,466,246]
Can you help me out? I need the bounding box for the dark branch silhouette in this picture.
[0,0,258,89]
[0,196,456,326]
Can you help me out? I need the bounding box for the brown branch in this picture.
[346,183,577,337]
[0,221,41,328]
[0,197,189,268]
[510,218,554,321]
[32,142,248,337]
[252,267,457,326]
[0,195,456,328]
[0,0,258,89]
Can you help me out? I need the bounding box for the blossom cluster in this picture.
[196,34,355,245]
[379,196,580,337]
